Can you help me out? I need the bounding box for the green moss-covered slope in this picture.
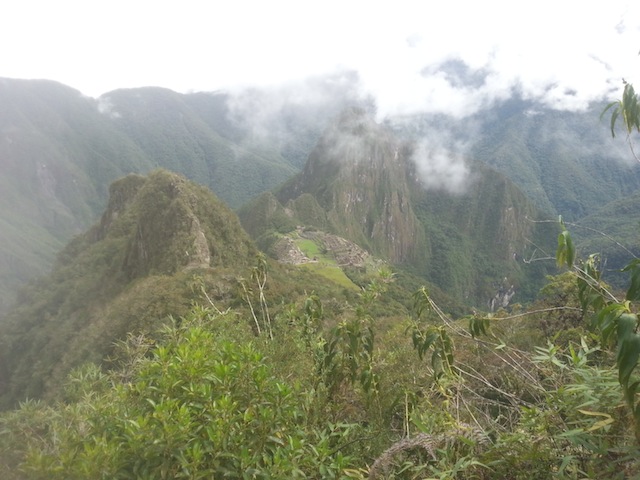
[0,170,256,407]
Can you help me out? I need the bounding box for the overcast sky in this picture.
[2,0,640,118]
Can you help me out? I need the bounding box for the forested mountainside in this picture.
[390,96,640,220]
[0,77,350,311]
[0,170,255,407]
[2,77,639,313]
[572,190,640,287]
[240,108,557,305]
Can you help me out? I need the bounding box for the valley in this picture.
[1,77,640,478]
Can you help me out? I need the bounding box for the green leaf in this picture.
[595,304,627,345]
[623,259,640,301]
[601,101,620,137]
[610,107,621,137]
[617,330,640,388]
[556,229,575,268]
[617,313,638,343]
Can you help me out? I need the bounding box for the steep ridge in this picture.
[277,108,424,264]
[0,170,256,407]
[240,108,557,306]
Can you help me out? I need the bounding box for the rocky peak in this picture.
[93,173,146,241]
[81,169,256,281]
[278,109,423,263]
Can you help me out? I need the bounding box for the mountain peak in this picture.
[104,169,255,278]
[0,170,256,406]
[275,109,423,263]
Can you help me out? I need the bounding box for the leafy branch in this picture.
[602,80,640,162]
[557,224,640,443]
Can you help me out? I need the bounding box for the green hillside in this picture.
[570,191,640,287]
[0,80,335,311]
[0,79,154,311]
[240,108,557,307]
[0,170,256,407]
[469,98,640,219]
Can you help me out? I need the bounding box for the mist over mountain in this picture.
[1,74,639,314]
[240,107,557,306]
[0,76,362,311]
[386,95,640,219]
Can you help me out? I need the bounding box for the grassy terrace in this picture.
[294,237,359,290]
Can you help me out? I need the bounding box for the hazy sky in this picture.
[3,0,640,117]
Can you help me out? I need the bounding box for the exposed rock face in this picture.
[278,108,424,263]
[489,284,516,312]
[186,214,211,269]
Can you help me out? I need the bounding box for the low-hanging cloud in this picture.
[223,71,374,161]
[411,133,471,195]
[96,96,121,119]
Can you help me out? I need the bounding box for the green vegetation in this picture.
[4,73,640,478]
[0,170,257,407]
[293,237,358,289]
[467,97,640,220]
[3,262,640,478]
[0,312,363,478]
[241,108,556,307]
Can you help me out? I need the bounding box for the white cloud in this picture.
[96,96,121,119]
[413,141,470,194]
[406,124,473,194]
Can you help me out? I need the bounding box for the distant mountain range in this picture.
[1,76,639,312]
[2,74,640,408]
[0,77,353,310]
